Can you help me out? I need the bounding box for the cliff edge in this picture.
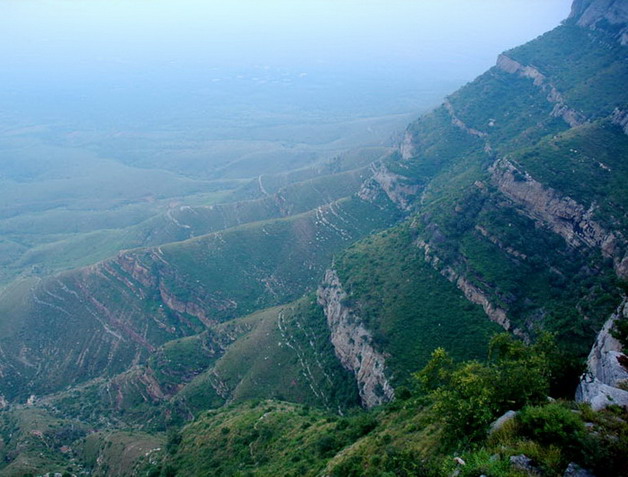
[569,0,628,44]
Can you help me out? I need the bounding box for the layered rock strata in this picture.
[317,269,394,408]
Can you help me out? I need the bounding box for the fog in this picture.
[0,0,572,286]
[1,0,571,124]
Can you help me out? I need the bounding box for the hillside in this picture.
[1,0,627,476]
[0,145,387,289]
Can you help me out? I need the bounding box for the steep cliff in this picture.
[317,269,394,408]
[491,158,628,278]
[2,0,628,474]
[576,299,628,410]
[326,2,628,385]
[569,0,628,44]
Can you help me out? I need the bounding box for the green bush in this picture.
[517,403,585,457]
[415,334,554,444]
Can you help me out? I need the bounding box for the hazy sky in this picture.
[0,0,573,123]
[1,0,571,70]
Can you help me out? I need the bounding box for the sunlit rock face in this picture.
[576,299,628,410]
[569,0,628,44]
[317,269,394,408]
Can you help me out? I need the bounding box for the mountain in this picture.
[1,0,627,475]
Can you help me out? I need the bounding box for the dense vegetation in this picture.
[143,335,628,477]
[336,225,502,383]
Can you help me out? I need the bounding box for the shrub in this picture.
[517,403,585,458]
[316,433,342,457]
[415,334,555,444]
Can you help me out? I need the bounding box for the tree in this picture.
[414,333,555,444]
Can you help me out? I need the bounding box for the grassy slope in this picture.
[157,399,439,477]
[39,297,360,432]
[335,225,502,385]
[0,149,380,289]
[0,166,401,400]
[173,297,360,419]
[388,23,626,358]
[0,407,88,477]
[152,396,628,477]
[79,430,164,477]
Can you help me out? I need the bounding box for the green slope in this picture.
[0,191,400,401]
[1,3,627,476]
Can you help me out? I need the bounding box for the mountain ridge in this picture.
[1,1,627,475]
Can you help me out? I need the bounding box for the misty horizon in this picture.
[1,0,571,126]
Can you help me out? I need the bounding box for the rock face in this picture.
[444,100,488,138]
[491,159,628,279]
[563,462,597,477]
[576,298,628,410]
[611,108,628,136]
[416,239,512,331]
[358,162,419,211]
[399,131,416,160]
[496,55,585,127]
[317,269,394,408]
[569,0,628,45]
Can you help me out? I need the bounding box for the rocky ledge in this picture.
[491,158,628,279]
[317,269,394,408]
[569,0,628,45]
[576,298,628,410]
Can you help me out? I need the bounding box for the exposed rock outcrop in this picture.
[489,410,517,435]
[443,100,488,138]
[611,108,628,136]
[358,162,419,211]
[563,462,597,477]
[399,131,416,160]
[116,252,157,289]
[107,366,167,409]
[158,282,221,328]
[569,0,628,45]
[496,55,585,127]
[317,269,394,408]
[416,239,512,331]
[576,298,628,410]
[510,454,541,475]
[491,158,628,278]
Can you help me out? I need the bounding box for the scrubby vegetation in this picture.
[139,334,627,477]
